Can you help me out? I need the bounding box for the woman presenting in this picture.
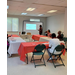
[38,25,43,35]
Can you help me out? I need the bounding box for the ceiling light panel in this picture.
[26,8,35,11]
[38,14,43,16]
[47,10,57,13]
[21,13,27,15]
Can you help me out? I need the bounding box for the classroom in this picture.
[7,0,67,75]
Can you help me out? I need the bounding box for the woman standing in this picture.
[38,25,43,35]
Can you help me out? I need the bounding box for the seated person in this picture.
[7,34,10,54]
[47,30,51,37]
[45,31,47,36]
[57,31,63,40]
[7,34,11,39]
[47,33,61,60]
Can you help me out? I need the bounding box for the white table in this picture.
[39,37,52,42]
[8,37,26,56]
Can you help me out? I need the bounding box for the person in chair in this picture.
[47,33,61,60]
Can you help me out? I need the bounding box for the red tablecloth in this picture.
[8,35,19,37]
[60,43,66,56]
[32,35,47,41]
[18,41,49,62]
[18,41,66,62]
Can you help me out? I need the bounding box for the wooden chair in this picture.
[27,32,31,35]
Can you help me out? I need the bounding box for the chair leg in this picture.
[52,59,56,68]
[47,54,52,62]
[33,55,36,68]
[26,54,28,64]
[31,54,33,62]
[47,58,50,62]
[40,55,43,61]
[42,55,46,66]
[52,56,65,68]
[60,57,65,66]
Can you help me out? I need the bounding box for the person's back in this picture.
[47,33,63,60]
[49,38,60,53]
[48,33,61,54]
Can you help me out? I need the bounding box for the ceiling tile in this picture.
[7,0,67,17]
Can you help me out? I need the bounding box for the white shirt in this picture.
[48,38,61,54]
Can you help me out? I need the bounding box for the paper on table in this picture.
[11,39,16,41]
[43,43,49,44]
[9,37,16,41]
[32,43,36,45]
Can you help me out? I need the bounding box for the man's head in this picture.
[51,33,56,38]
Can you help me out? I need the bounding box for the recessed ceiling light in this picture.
[21,13,27,15]
[7,5,9,9]
[26,8,35,11]
[47,10,57,13]
[38,14,43,16]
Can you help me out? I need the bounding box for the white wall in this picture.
[7,15,47,35]
[46,14,65,36]
[7,11,67,36]
[64,8,67,37]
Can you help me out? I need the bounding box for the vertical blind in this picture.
[7,18,19,31]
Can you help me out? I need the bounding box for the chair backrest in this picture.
[22,32,26,34]
[34,44,46,52]
[63,37,67,42]
[61,34,64,38]
[27,32,31,35]
[55,45,65,52]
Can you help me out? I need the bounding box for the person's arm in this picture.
[49,40,52,48]
[57,35,59,38]
[38,28,40,31]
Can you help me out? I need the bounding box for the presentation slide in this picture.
[26,23,36,30]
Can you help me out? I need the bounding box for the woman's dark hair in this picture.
[40,25,42,27]
[51,33,56,38]
[48,29,50,33]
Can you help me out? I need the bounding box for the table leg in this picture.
[8,54,12,58]
[26,54,28,64]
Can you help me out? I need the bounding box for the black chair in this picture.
[22,32,26,34]
[63,37,67,50]
[63,37,67,44]
[31,44,46,68]
[47,45,65,68]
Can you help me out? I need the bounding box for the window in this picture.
[7,18,19,31]
[30,19,40,22]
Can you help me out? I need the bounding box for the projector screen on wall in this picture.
[23,21,43,35]
[26,23,36,30]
